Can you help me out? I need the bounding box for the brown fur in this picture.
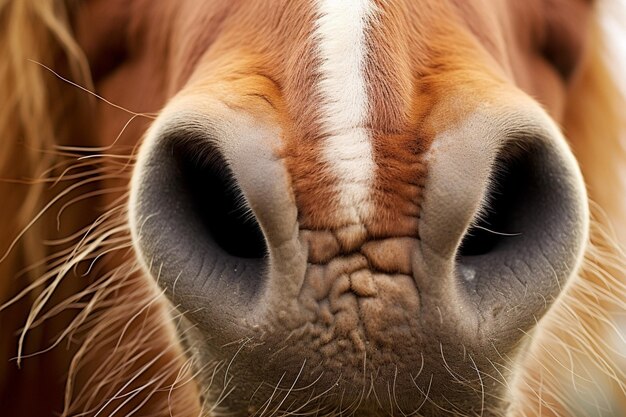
[0,0,624,416]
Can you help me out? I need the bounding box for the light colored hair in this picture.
[0,1,624,416]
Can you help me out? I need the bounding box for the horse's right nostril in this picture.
[130,103,301,330]
[172,140,267,259]
[129,112,278,318]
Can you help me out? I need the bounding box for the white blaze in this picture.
[314,0,377,225]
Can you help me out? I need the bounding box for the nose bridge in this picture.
[282,9,511,261]
[286,78,508,266]
[294,128,428,267]
[287,85,540,273]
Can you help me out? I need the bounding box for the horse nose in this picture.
[128,93,589,414]
[130,94,588,342]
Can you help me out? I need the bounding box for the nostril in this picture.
[130,105,299,329]
[172,141,267,259]
[419,106,588,341]
[448,130,587,335]
[458,146,528,257]
[130,125,271,307]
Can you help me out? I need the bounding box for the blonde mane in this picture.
[0,2,90,412]
[0,1,624,416]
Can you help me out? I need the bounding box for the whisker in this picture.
[28,60,156,120]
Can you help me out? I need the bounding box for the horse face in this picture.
[87,0,594,414]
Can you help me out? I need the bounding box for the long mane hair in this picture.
[0,1,624,416]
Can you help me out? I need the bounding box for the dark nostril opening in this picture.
[172,141,267,259]
[458,147,528,257]
[451,133,587,333]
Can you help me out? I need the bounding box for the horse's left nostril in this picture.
[172,140,267,259]
[419,107,589,339]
